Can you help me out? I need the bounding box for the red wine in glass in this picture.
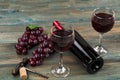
[91,8,115,56]
[51,30,74,52]
[92,13,115,33]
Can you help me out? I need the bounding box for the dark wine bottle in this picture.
[70,30,104,74]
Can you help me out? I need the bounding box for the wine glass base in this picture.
[51,65,70,78]
[94,45,108,57]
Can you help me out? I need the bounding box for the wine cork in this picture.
[19,67,27,80]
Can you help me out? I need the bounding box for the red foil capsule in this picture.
[53,21,63,30]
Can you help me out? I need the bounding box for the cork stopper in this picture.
[19,67,27,80]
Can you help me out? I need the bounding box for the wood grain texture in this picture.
[0,0,120,80]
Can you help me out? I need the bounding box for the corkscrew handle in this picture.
[12,58,29,76]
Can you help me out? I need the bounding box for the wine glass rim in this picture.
[51,26,74,38]
[93,7,115,19]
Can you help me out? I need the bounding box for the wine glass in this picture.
[91,7,115,56]
[50,24,74,77]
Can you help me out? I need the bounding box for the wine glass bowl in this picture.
[50,23,74,77]
[92,8,115,33]
[51,27,74,52]
[91,7,115,56]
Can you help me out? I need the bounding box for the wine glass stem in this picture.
[99,33,103,47]
[59,53,64,68]
[98,33,103,54]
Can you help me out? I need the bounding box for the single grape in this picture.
[18,38,23,43]
[37,36,44,43]
[16,50,22,55]
[33,39,38,45]
[29,60,36,67]
[34,54,41,60]
[29,58,36,67]
[32,50,38,56]
[36,59,43,65]
[42,40,49,47]
[28,38,34,46]
[48,43,52,49]
[22,48,27,55]
[42,34,48,40]
[38,27,43,34]
[29,34,36,40]
[15,44,23,51]
[22,36,29,42]
[18,41,28,47]
[36,30,42,36]
[30,30,36,35]
[39,53,44,58]
[37,47,43,53]
[43,49,50,57]
[39,43,45,48]
[24,30,31,37]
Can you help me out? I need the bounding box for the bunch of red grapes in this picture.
[15,26,54,67]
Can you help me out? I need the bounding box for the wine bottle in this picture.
[70,30,104,74]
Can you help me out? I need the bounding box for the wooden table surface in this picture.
[0,0,120,80]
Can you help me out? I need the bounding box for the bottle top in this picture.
[53,21,63,30]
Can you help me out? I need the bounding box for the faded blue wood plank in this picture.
[0,0,119,26]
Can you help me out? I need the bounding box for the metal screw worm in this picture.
[25,68,49,79]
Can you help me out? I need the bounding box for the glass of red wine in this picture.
[50,24,74,77]
[91,7,115,56]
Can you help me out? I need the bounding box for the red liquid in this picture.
[92,13,114,33]
[51,30,74,52]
